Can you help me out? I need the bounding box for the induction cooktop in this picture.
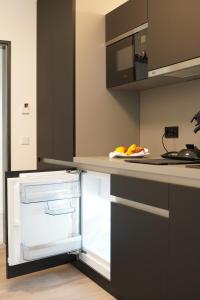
[125,158,200,165]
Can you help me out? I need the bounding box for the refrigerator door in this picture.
[6,170,81,278]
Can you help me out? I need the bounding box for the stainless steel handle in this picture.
[112,197,169,219]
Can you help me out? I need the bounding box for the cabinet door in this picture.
[111,201,168,300]
[106,0,148,42]
[148,0,200,71]
[6,170,81,278]
[37,0,75,166]
[111,174,169,209]
[169,185,200,300]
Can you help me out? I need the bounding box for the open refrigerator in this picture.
[6,170,111,279]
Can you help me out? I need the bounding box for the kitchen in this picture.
[1,0,200,300]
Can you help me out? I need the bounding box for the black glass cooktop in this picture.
[125,159,200,165]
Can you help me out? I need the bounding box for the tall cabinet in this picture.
[37,0,75,168]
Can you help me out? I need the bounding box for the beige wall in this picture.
[76,0,128,14]
[140,79,200,157]
[0,0,37,171]
[76,0,140,156]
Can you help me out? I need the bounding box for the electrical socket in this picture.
[165,126,179,138]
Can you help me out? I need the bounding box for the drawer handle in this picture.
[112,197,169,219]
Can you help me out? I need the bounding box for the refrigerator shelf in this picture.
[22,235,82,261]
[45,207,76,216]
[20,180,80,204]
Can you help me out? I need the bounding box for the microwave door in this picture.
[6,170,82,279]
[106,36,135,88]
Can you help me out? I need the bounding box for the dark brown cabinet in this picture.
[37,0,75,168]
[148,0,200,71]
[169,185,200,300]
[111,175,169,300]
[111,175,200,300]
[111,202,168,300]
[106,0,148,42]
[111,174,168,209]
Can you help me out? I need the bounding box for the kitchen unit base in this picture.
[6,253,76,279]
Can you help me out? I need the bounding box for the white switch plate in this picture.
[20,136,30,145]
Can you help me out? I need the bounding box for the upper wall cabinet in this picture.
[37,0,75,168]
[148,0,200,71]
[106,0,148,42]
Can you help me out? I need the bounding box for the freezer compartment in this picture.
[22,236,81,261]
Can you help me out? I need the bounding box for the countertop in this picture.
[43,156,200,188]
[73,156,200,188]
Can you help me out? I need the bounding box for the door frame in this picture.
[0,40,11,246]
[0,40,11,171]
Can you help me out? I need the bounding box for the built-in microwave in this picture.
[106,24,148,88]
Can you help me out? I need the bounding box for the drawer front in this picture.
[111,175,168,209]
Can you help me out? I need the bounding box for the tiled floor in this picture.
[0,247,115,300]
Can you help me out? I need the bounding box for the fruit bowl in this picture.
[109,147,150,159]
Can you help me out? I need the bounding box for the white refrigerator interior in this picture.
[7,170,111,279]
[80,172,111,280]
[8,171,81,266]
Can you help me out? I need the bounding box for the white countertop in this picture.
[73,156,200,188]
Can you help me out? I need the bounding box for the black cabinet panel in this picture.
[148,0,200,70]
[169,185,200,300]
[111,175,169,209]
[37,0,75,166]
[106,0,147,42]
[111,202,168,300]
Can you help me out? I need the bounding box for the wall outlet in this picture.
[21,103,30,115]
[165,126,179,138]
